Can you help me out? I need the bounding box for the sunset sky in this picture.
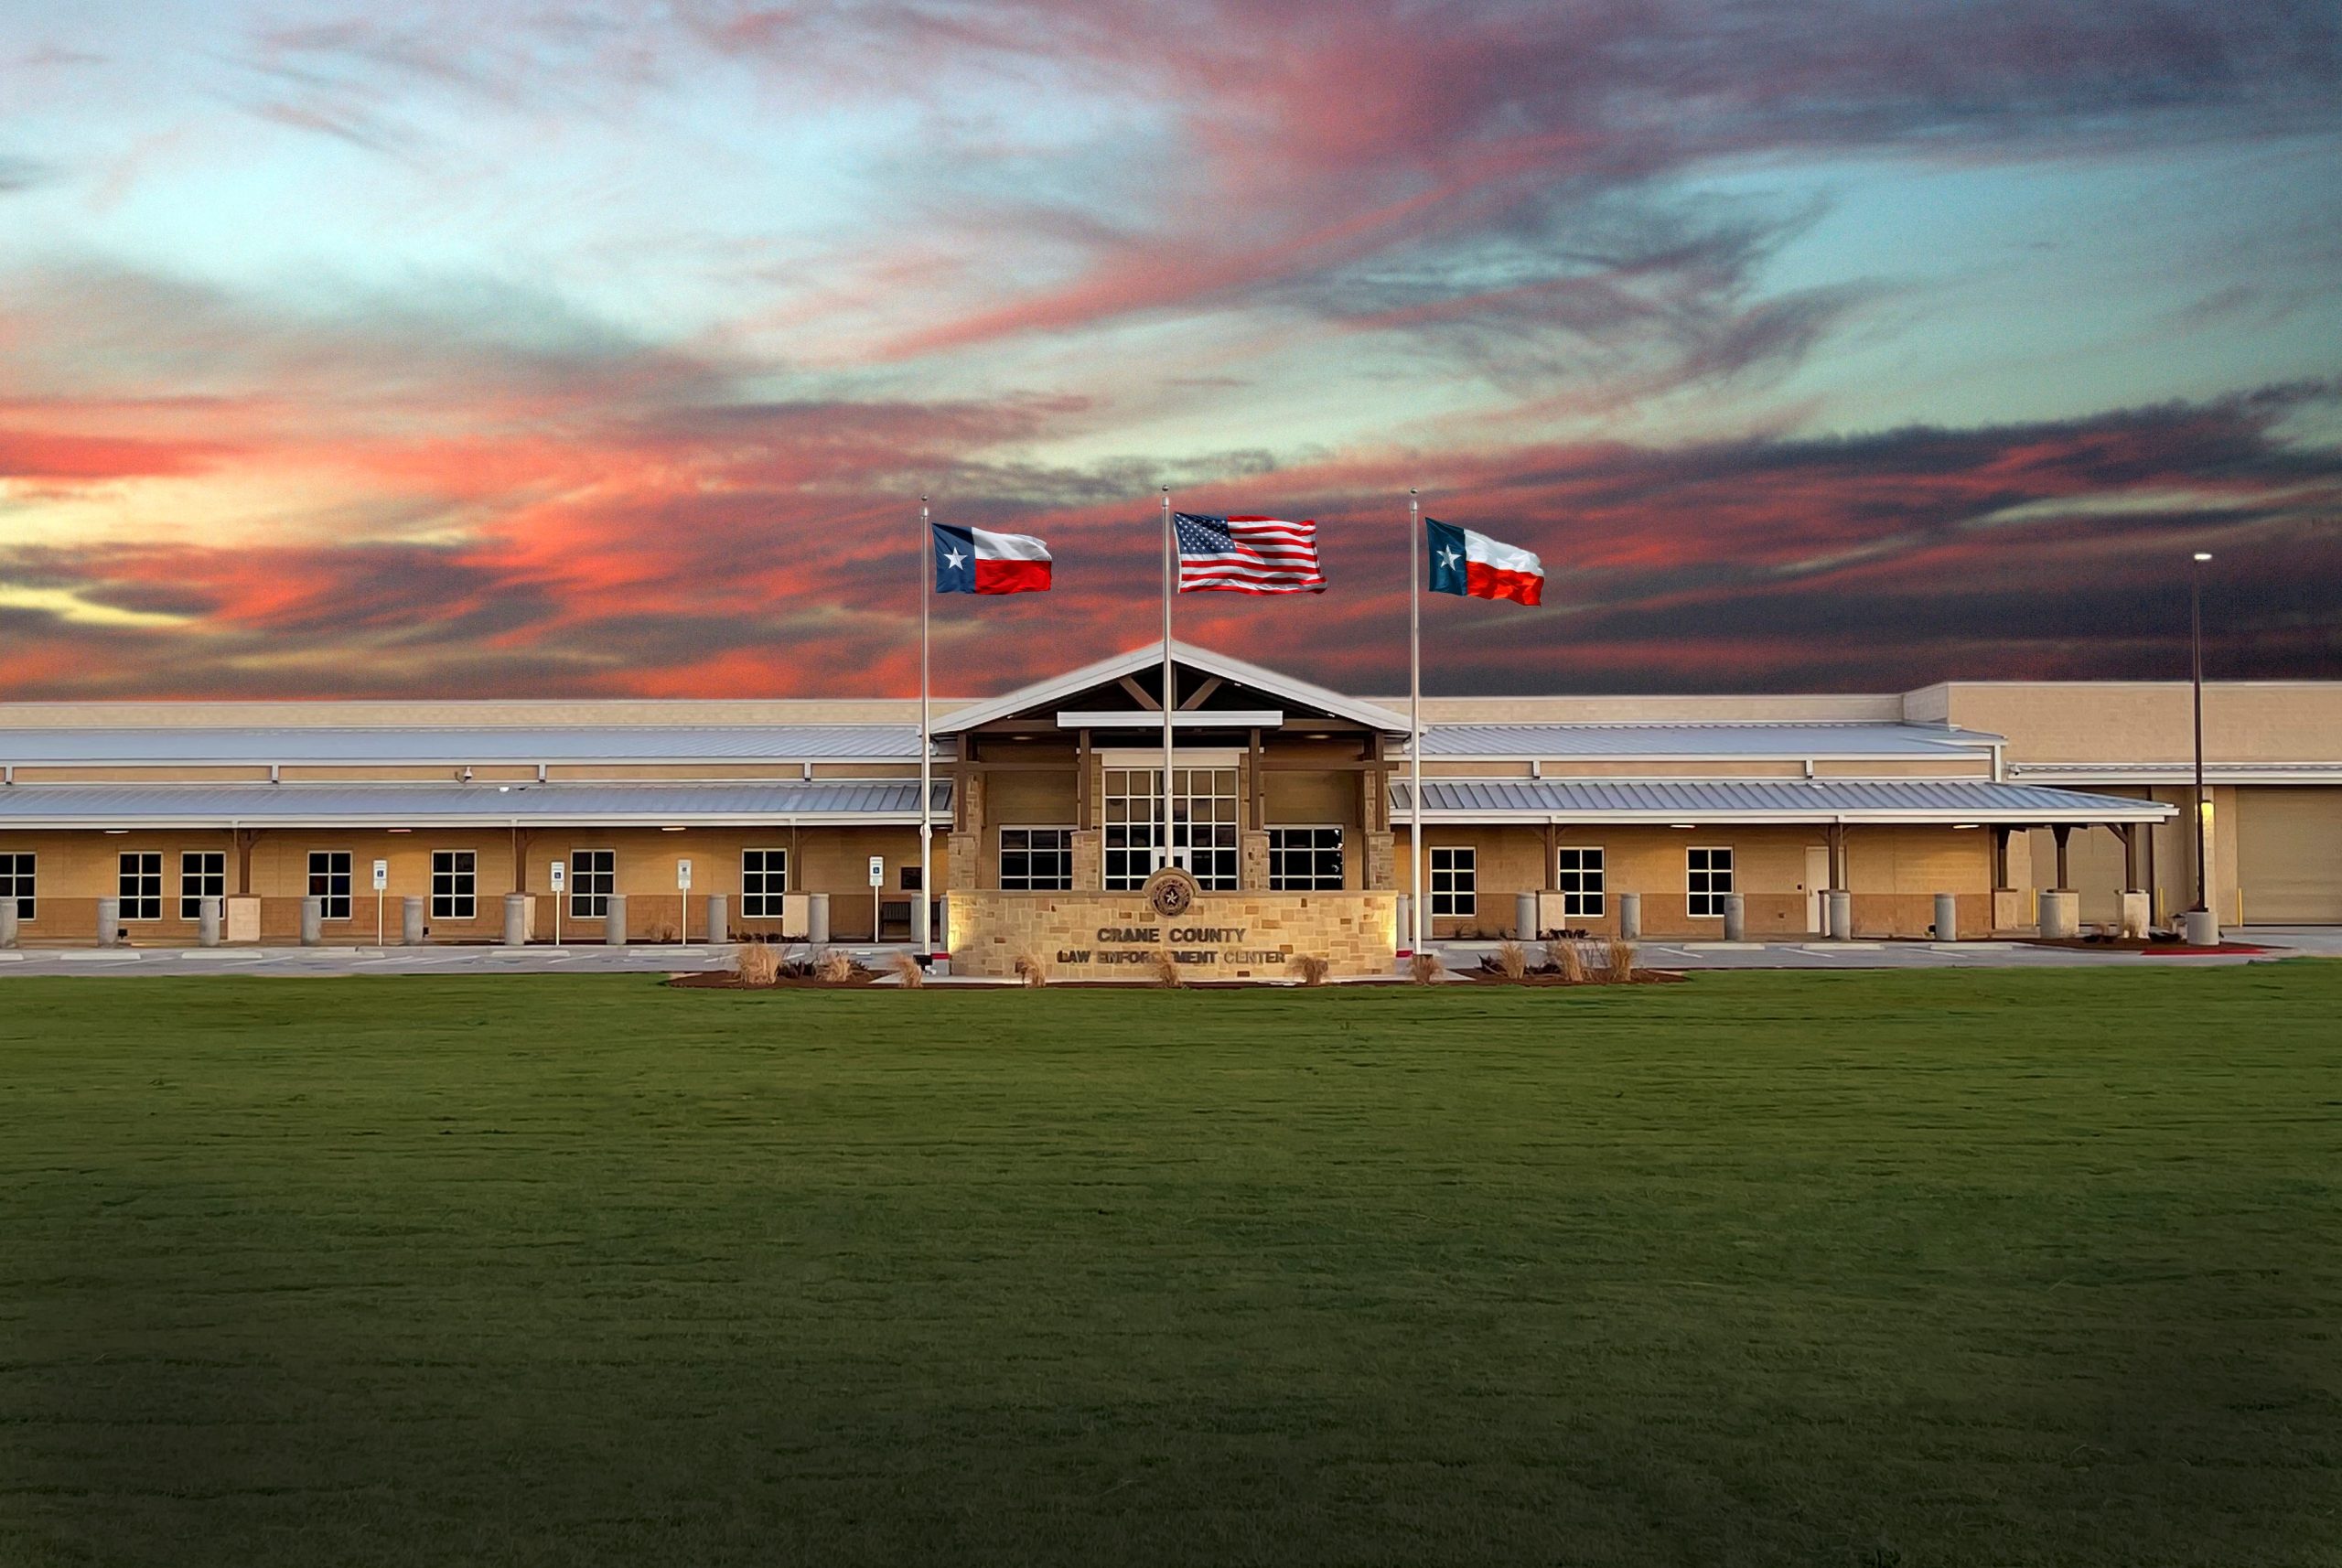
[3,0,2337,700]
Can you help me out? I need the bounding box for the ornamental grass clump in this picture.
[732,940,780,988]
[1604,938,1638,983]
[886,950,925,988]
[1014,950,1048,987]
[1408,951,1445,985]
[815,949,856,985]
[1151,953,1185,988]
[1495,940,1528,980]
[1546,938,1587,984]
[1292,954,1331,986]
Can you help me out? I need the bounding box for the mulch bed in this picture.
[1468,965,1688,985]
[2019,937,2270,955]
[667,970,881,989]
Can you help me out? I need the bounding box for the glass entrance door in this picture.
[1104,767,1239,890]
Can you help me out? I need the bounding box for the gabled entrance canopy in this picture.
[931,641,1412,737]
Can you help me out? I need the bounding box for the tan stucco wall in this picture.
[1909,682,2342,765]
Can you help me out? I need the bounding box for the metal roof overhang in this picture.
[0,780,953,831]
[1392,779,2175,824]
[2008,762,2342,785]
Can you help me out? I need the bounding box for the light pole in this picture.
[2185,551,2217,944]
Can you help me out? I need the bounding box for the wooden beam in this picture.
[1247,729,1264,831]
[1178,675,1224,712]
[1119,674,1161,711]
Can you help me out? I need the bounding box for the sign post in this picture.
[372,858,388,947]
[869,854,884,944]
[549,859,565,946]
[677,858,693,945]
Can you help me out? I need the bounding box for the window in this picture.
[1104,767,1238,891]
[997,827,1074,891]
[0,852,34,920]
[119,852,163,921]
[1268,827,1344,891]
[741,849,788,918]
[308,851,353,919]
[900,865,922,892]
[569,849,615,918]
[1688,846,1735,918]
[431,850,477,919]
[178,851,226,920]
[1555,846,1605,918]
[1429,846,1476,918]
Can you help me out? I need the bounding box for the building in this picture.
[2,643,2337,971]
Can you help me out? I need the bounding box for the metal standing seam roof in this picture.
[0,725,923,765]
[1393,778,2172,822]
[0,779,954,828]
[1417,722,2001,758]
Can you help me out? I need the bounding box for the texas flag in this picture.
[933,523,1052,595]
[1426,518,1543,606]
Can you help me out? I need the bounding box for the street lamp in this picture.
[2186,552,2216,943]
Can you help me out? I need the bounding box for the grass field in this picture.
[4,967,2339,1567]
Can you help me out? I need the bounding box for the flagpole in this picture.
[917,495,932,956]
[1161,485,1175,874]
[1409,489,1423,958]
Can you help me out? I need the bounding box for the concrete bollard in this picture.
[1933,893,1959,941]
[97,897,121,948]
[2118,891,2151,940]
[1617,892,1641,940]
[199,897,222,948]
[808,892,831,946]
[300,896,324,947]
[704,895,728,945]
[0,900,17,949]
[1394,895,1412,949]
[2182,908,2220,947]
[501,892,530,946]
[1515,891,1540,942]
[2037,890,2079,940]
[402,896,425,946]
[603,893,628,946]
[1827,889,1853,941]
[1721,893,1746,942]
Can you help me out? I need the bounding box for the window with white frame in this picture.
[431,850,476,920]
[119,852,163,921]
[308,851,353,920]
[999,828,1074,891]
[1268,827,1344,891]
[1103,767,1238,891]
[178,851,226,920]
[1555,846,1606,918]
[1429,846,1476,918]
[569,849,615,918]
[1,852,34,920]
[741,849,788,918]
[1687,846,1735,918]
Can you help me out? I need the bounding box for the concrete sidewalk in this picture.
[0,929,2335,977]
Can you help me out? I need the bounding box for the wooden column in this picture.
[1991,825,2013,890]
[2052,824,2072,891]
[1828,822,1847,891]
[1543,822,1559,891]
[233,827,261,896]
[1247,728,1265,831]
[2115,822,2142,892]
[1076,729,1092,830]
[510,826,535,892]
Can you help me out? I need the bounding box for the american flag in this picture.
[1173,513,1327,594]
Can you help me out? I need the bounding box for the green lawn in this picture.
[4,968,2339,1567]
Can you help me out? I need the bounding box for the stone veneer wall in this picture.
[946,890,1398,980]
